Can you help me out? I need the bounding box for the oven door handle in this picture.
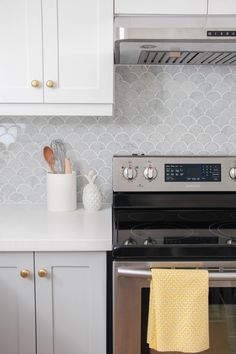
[117,267,236,281]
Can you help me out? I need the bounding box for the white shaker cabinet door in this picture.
[42,0,113,104]
[0,253,36,354]
[115,0,207,15]
[208,0,236,14]
[0,0,43,103]
[35,252,106,354]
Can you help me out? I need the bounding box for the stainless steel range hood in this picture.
[114,15,236,65]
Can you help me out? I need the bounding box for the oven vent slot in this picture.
[138,50,236,65]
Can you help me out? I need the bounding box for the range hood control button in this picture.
[229,168,236,180]
[123,167,137,180]
[144,167,157,180]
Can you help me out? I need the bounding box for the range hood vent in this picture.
[114,16,236,65]
[138,50,236,65]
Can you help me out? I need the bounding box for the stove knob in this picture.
[143,167,157,180]
[144,237,156,246]
[124,238,137,246]
[229,168,236,180]
[123,167,137,180]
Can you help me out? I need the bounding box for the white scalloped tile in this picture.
[0,65,236,203]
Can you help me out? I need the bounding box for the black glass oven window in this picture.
[165,164,221,182]
[141,288,236,354]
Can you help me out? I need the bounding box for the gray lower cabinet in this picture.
[35,252,106,354]
[0,252,106,354]
[0,252,36,354]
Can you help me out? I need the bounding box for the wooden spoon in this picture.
[43,146,55,173]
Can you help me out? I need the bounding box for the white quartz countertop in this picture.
[0,204,112,252]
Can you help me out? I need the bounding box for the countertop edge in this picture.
[0,204,112,252]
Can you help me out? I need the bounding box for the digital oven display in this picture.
[165,164,221,182]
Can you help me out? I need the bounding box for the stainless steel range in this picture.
[112,155,236,354]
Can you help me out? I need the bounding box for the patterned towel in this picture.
[147,269,209,353]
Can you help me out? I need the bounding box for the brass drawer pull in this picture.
[20,269,30,278]
[46,80,54,88]
[31,80,40,88]
[38,268,48,278]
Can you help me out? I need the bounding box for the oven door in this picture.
[113,261,236,354]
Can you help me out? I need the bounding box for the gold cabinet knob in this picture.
[38,268,48,278]
[31,80,40,88]
[20,269,30,278]
[46,80,54,88]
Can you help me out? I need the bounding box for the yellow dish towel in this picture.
[147,269,209,353]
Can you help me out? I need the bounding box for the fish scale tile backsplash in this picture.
[1,65,236,204]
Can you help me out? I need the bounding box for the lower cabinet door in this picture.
[0,252,36,354]
[35,252,106,354]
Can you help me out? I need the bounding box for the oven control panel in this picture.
[165,164,221,182]
[113,155,236,192]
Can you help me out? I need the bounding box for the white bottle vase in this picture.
[82,171,103,211]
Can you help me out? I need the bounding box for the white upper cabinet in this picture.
[42,0,113,104]
[208,0,236,15]
[115,0,208,15]
[0,0,113,115]
[0,0,43,103]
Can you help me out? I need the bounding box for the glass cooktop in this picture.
[114,209,236,247]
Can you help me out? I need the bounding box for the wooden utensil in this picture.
[43,146,55,173]
[64,157,72,174]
